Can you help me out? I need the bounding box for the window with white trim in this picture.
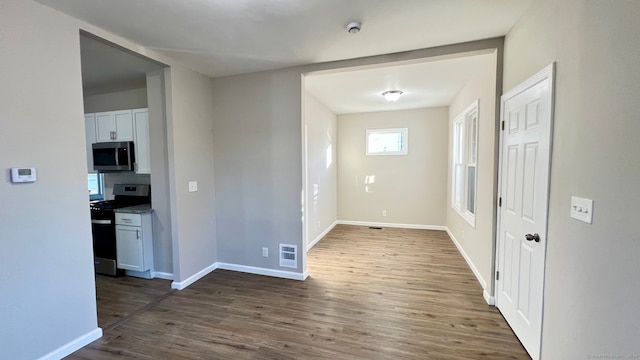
[452,100,478,226]
[366,128,408,156]
[88,173,104,201]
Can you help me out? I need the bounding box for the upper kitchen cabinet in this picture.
[96,110,134,142]
[84,113,96,171]
[132,108,151,174]
[85,108,150,174]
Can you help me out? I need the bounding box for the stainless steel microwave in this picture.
[92,141,135,172]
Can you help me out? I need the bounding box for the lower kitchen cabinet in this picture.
[115,212,154,274]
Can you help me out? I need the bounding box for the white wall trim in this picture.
[483,290,495,305]
[446,227,490,302]
[37,327,102,360]
[152,271,174,280]
[171,261,311,290]
[171,263,218,290]
[338,220,447,231]
[217,262,308,281]
[307,220,338,251]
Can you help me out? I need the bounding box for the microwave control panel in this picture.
[11,167,37,183]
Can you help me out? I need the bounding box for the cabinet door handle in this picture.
[136,230,140,239]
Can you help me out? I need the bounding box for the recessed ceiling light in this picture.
[346,21,361,34]
[382,90,403,102]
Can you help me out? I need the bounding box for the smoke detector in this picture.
[346,21,361,34]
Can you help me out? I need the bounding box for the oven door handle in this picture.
[91,219,113,225]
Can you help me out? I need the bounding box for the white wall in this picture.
[147,70,174,275]
[0,1,99,358]
[83,87,147,113]
[0,0,221,357]
[212,68,304,271]
[165,66,217,282]
[337,108,449,227]
[210,39,504,277]
[304,93,337,248]
[504,0,640,357]
[446,52,498,296]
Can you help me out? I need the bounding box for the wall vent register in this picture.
[279,244,297,268]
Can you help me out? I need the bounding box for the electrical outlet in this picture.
[188,181,198,192]
[262,247,268,257]
[382,210,387,217]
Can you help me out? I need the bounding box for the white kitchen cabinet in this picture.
[95,110,134,142]
[115,212,154,274]
[116,225,144,271]
[132,108,151,174]
[84,113,96,171]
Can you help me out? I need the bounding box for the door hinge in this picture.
[496,271,500,281]
[501,121,505,131]
[498,197,502,207]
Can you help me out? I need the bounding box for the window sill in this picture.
[452,205,476,228]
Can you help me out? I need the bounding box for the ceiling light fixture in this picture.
[346,21,361,34]
[382,90,403,102]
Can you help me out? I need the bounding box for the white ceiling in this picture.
[305,52,496,114]
[37,0,531,78]
[80,34,164,92]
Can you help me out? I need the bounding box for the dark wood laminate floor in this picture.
[68,225,528,359]
[94,275,172,331]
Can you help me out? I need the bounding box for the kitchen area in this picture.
[86,108,154,278]
[81,33,175,328]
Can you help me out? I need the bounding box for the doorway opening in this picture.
[80,31,174,330]
[301,49,501,304]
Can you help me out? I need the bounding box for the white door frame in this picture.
[494,63,556,359]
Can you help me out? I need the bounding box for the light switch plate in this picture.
[188,181,198,192]
[570,196,593,223]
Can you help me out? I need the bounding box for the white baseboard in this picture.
[483,290,495,305]
[152,271,174,280]
[446,228,491,304]
[307,220,338,251]
[338,220,447,231]
[171,261,310,290]
[216,262,308,281]
[171,263,218,290]
[37,327,102,360]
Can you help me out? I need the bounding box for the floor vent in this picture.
[279,244,297,269]
[369,227,383,230]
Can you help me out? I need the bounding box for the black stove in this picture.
[90,200,118,211]
[91,184,150,276]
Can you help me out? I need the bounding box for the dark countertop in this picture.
[114,204,153,214]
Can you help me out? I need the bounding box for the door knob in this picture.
[525,233,541,242]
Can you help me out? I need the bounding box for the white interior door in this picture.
[496,63,555,360]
